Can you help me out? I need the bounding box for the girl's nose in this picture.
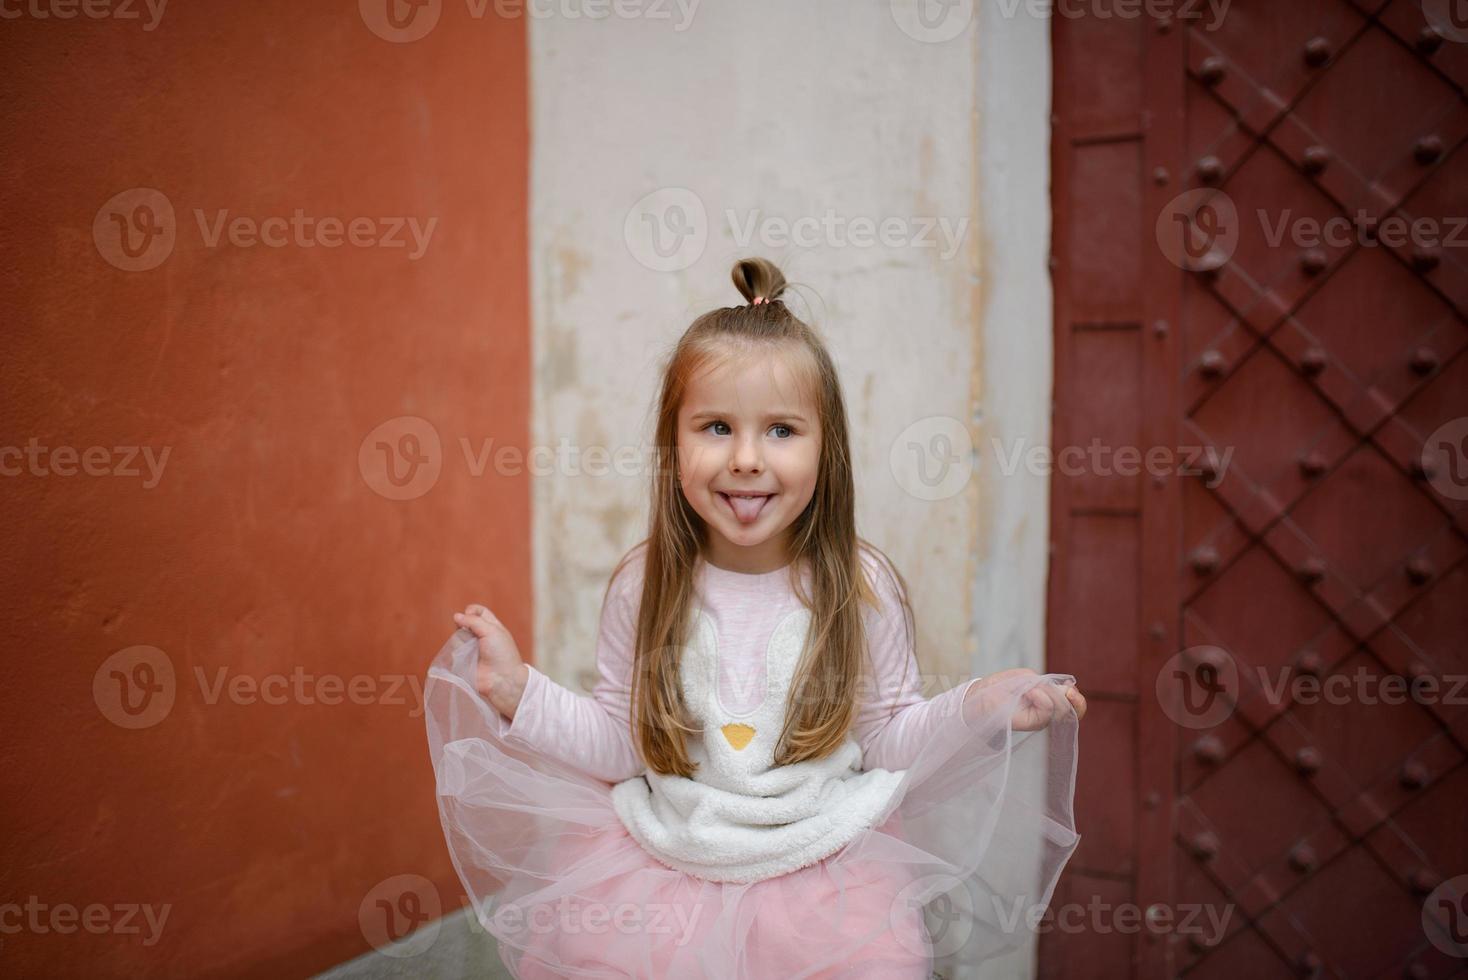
[730,435,762,472]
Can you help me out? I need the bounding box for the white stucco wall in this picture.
[529,2,1051,974]
[972,2,1055,691]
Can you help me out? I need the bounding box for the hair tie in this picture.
[753,296,766,305]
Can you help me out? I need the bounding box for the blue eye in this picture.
[700,421,798,438]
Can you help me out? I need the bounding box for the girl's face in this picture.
[676,351,822,575]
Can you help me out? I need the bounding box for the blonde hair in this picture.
[607,257,916,777]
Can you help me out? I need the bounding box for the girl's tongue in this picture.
[722,493,772,524]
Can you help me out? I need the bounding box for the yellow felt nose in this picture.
[721,723,755,751]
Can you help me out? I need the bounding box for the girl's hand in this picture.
[1011,680,1087,731]
[966,668,1088,731]
[453,604,529,719]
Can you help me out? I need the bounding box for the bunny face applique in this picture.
[610,604,906,884]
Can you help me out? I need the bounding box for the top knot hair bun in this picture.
[732,257,788,306]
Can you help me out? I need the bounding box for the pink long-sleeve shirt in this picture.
[486,543,983,783]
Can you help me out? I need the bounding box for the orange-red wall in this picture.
[1,4,529,975]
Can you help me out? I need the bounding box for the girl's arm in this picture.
[850,561,978,772]
[850,556,1088,770]
[454,570,646,784]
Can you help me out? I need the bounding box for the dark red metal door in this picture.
[1046,2,1468,977]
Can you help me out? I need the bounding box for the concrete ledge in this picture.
[314,906,510,980]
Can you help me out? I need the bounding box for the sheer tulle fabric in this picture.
[426,631,1081,979]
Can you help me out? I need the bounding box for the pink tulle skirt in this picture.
[425,631,1081,978]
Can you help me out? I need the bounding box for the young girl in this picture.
[425,258,1087,978]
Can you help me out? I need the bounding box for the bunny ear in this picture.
[680,609,720,722]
